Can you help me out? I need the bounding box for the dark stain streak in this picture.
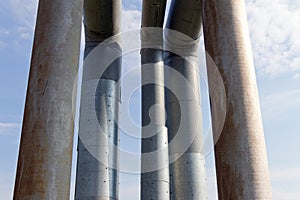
[42,80,48,95]
[152,4,161,27]
[180,17,193,24]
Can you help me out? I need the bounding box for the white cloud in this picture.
[8,0,38,29]
[271,167,300,181]
[123,0,141,10]
[122,10,141,32]
[261,89,300,121]
[293,73,300,79]
[17,26,32,40]
[119,173,140,200]
[0,29,9,35]
[0,29,9,49]
[0,41,7,49]
[246,0,300,77]
[270,167,300,200]
[0,172,14,200]
[0,123,20,136]
[120,181,139,200]
[5,0,38,41]
[273,189,300,200]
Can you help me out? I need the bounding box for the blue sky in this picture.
[0,0,300,199]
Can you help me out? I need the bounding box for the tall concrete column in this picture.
[13,0,83,199]
[140,1,169,200]
[202,0,272,199]
[164,0,207,199]
[75,0,122,199]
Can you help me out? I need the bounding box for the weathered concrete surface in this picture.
[76,79,121,200]
[13,0,83,199]
[141,1,169,199]
[164,0,207,199]
[75,0,122,199]
[202,0,272,199]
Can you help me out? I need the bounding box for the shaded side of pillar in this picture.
[75,0,122,199]
[140,1,169,199]
[202,0,272,199]
[13,0,83,199]
[164,0,207,199]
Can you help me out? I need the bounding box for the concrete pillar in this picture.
[164,0,207,199]
[140,1,169,199]
[202,0,272,199]
[13,0,83,199]
[75,0,122,199]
